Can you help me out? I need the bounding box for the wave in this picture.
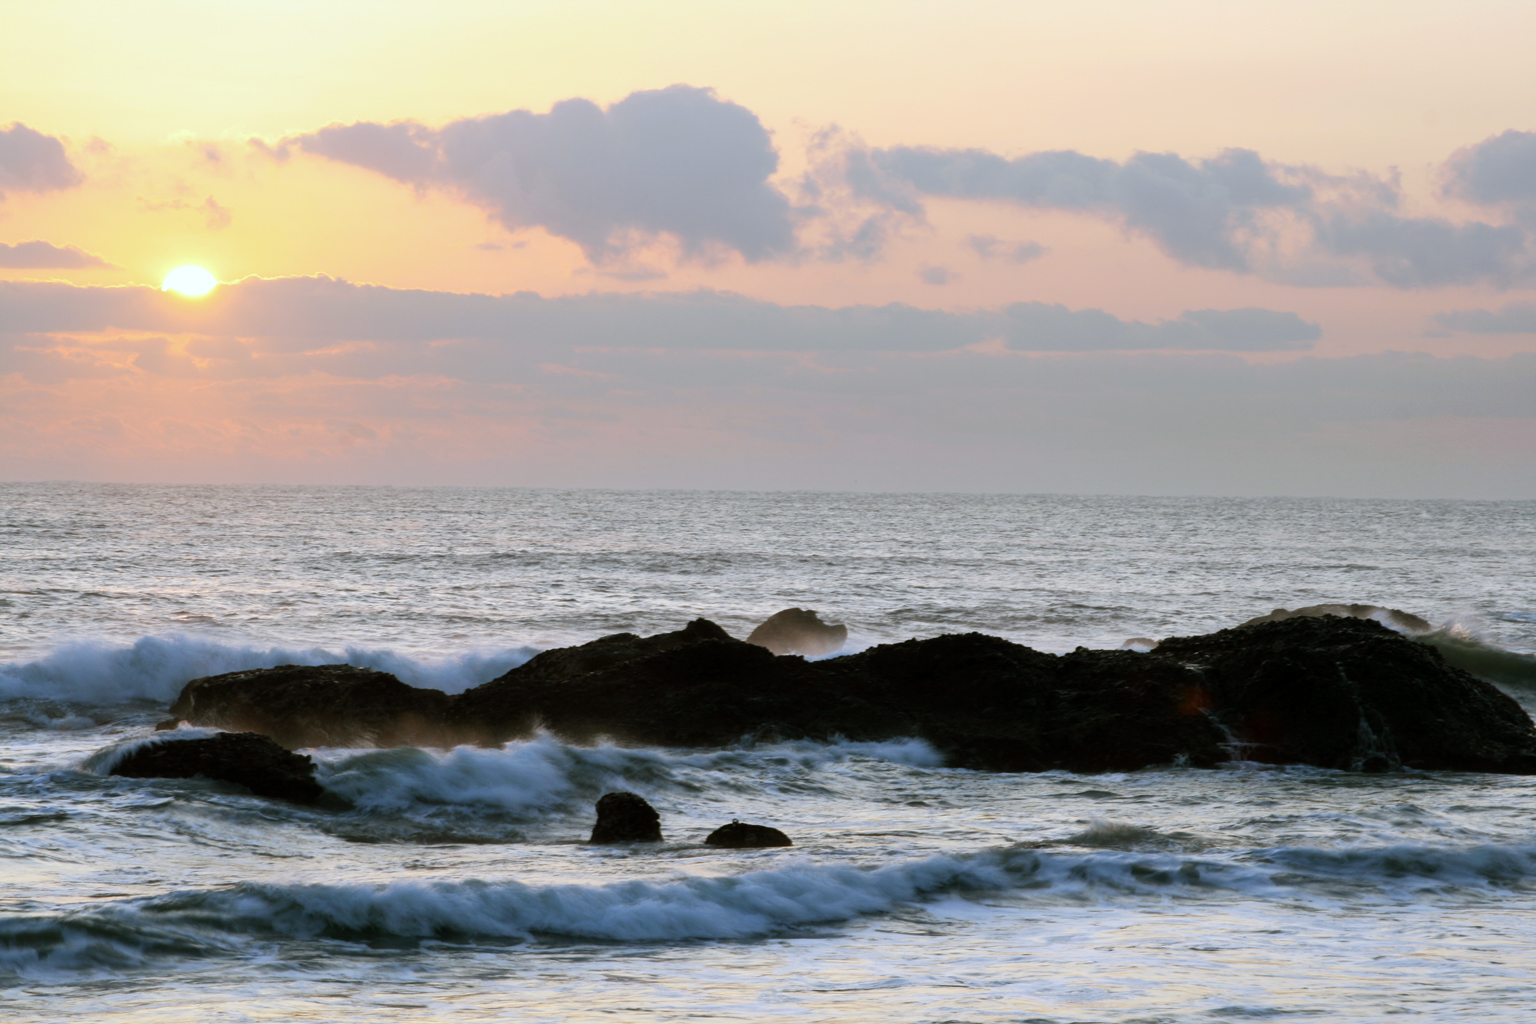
[6,840,1534,979]
[319,734,943,821]
[0,635,537,706]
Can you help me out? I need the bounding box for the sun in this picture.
[161,265,218,297]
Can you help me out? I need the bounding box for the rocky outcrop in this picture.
[746,608,848,657]
[162,615,1536,775]
[589,791,663,843]
[166,664,452,749]
[1156,615,1536,773]
[108,731,323,803]
[705,821,793,847]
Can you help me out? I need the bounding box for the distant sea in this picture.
[3,483,1535,1022]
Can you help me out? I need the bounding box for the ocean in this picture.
[3,483,1535,1022]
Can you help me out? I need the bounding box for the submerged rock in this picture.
[167,664,452,749]
[746,608,848,657]
[590,791,663,843]
[704,821,793,848]
[108,731,323,804]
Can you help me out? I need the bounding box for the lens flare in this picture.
[161,265,218,297]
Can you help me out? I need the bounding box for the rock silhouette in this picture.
[704,821,793,847]
[108,731,323,804]
[589,791,663,843]
[746,608,848,657]
[164,615,1536,775]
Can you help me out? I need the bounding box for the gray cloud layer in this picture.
[0,123,82,199]
[0,240,112,269]
[0,276,1317,355]
[1434,303,1536,334]
[268,86,794,263]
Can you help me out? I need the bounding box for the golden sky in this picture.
[2,1,1533,494]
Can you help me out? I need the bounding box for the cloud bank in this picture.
[267,86,795,263]
[0,240,112,269]
[0,276,1317,356]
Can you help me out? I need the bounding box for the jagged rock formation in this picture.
[704,821,793,847]
[589,791,663,843]
[162,615,1536,774]
[108,731,323,803]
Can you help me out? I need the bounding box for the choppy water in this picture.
[3,483,1535,1022]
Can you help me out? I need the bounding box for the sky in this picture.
[2,0,1533,496]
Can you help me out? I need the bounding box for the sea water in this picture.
[2,483,1535,1022]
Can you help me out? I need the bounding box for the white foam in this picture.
[0,635,537,705]
[315,733,945,819]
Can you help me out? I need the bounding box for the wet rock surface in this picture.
[109,731,324,804]
[589,791,663,843]
[164,615,1536,775]
[705,821,793,848]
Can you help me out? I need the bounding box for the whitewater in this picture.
[3,483,1535,1022]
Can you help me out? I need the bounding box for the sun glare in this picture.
[162,265,218,297]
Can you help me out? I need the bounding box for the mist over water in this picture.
[2,484,1534,1022]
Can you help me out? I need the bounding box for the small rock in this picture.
[704,820,793,848]
[589,791,663,843]
[108,731,323,804]
[746,608,848,657]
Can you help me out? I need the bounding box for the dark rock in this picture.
[168,664,452,749]
[151,614,1536,776]
[1155,616,1536,773]
[109,731,323,803]
[705,820,793,848]
[746,608,848,657]
[589,791,663,843]
[447,619,853,748]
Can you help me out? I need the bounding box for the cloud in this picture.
[269,86,795,263]
[0,123,83,198]
[966,235,1046,264]
[0,276,1318,364]
[833,137,1533,288]
[137,194,233,230]
[916,265,953,285]
[1443,130,1536,206]
[0,240,113,269]
[862,145,1309,271]
[1311,211,1529,288]
[1432,303,1536,334]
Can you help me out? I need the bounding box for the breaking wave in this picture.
[6,841,1535,980]
[0,635,537,706]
